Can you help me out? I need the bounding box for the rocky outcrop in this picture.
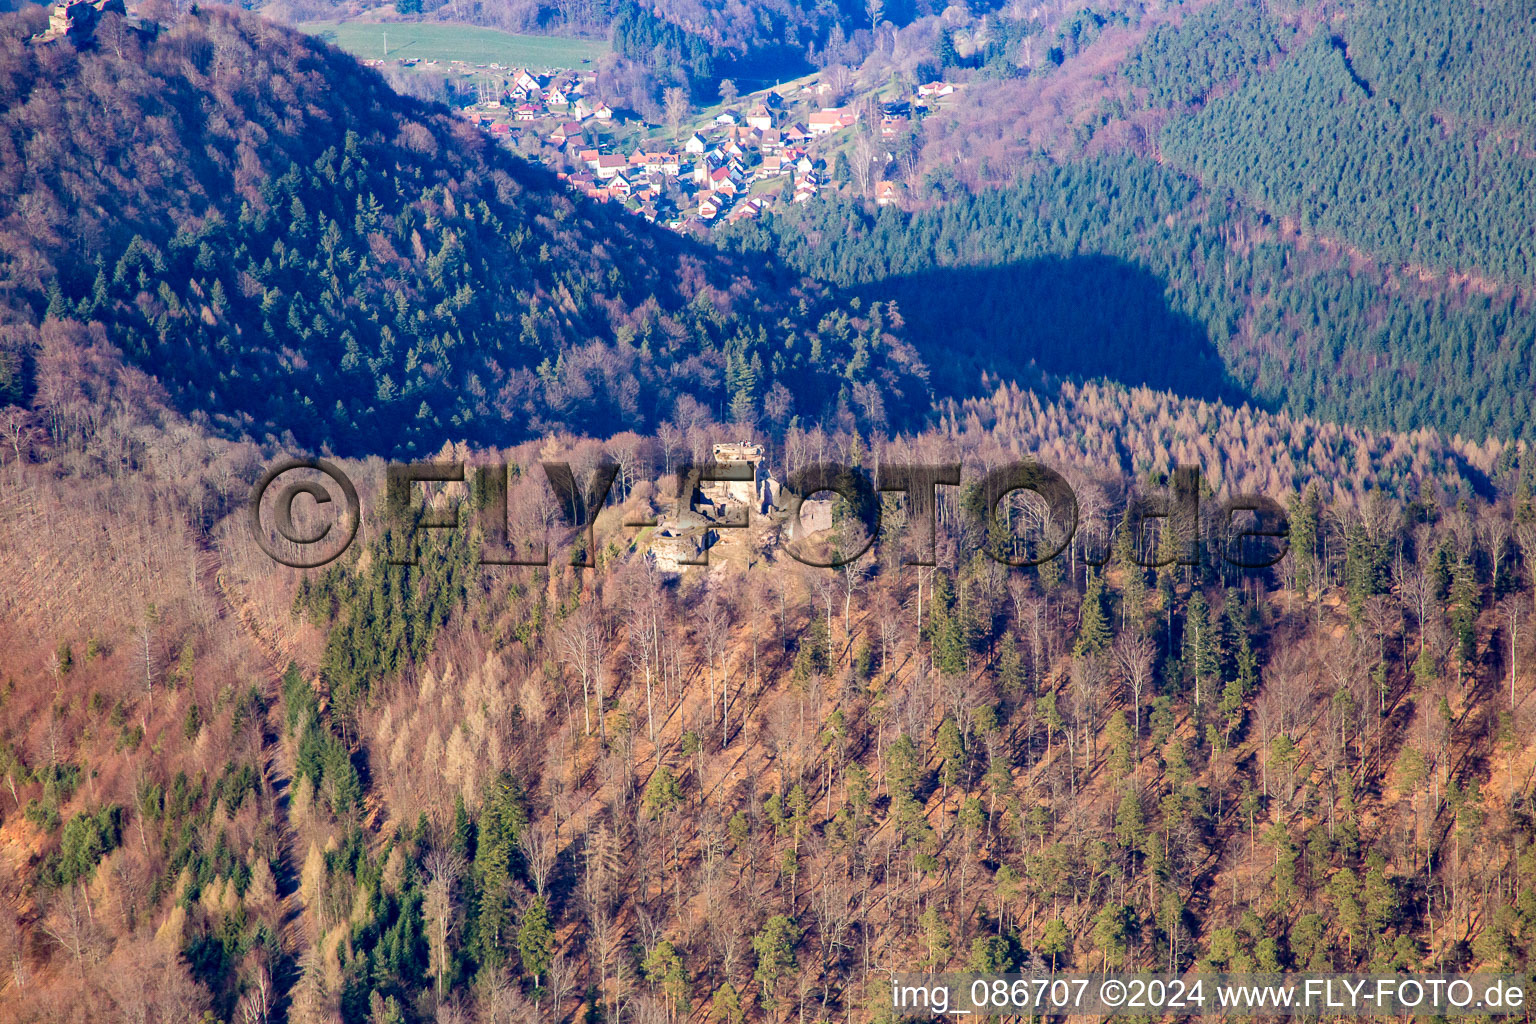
[33,0,127,44]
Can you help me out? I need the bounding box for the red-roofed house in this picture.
[807,109,844,135]
[708,165,734,187]
[594,154,628,179]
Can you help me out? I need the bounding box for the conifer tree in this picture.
[1074,569,1112,657]
[752,915,800,1005]
[1290,485,1322,595]
[517,895,553,988]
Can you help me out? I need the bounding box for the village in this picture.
[418,57,961,229]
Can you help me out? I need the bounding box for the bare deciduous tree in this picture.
[40,885,96,979]
[560,606,602,737]
[423,849,463,1000]
[1114,629,1155,758]
[520,818,557,898]
[548,950,577,1018]
[236,960,274,1024]
[663,86,689,138]
[850,126,884,197]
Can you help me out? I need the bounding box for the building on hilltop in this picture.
[649,509,715,572]
[648,441,778,572]
[705,441,768,507]
[645,439,843,572]
[33,0,127,43]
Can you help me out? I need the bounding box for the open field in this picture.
[300,21,608,68]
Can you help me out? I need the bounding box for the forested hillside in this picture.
[1160,27,1536,283]
[7,374,1536,1021]
[1123,0,1299,107]
[1149,0,1536,286]
[689,0,1536,452]
[1347,0,1536,138]
[721,156,1536,445]
[11,0,1536,1021]
[0,5,925,456]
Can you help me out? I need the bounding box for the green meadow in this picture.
[301,21,608,68]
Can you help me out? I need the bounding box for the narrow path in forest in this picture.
[200,541,310,1014]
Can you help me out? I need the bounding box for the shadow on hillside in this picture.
[867,254,1253,408]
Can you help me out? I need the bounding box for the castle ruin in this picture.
[648,441,831,572]
[34,0,128,44]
